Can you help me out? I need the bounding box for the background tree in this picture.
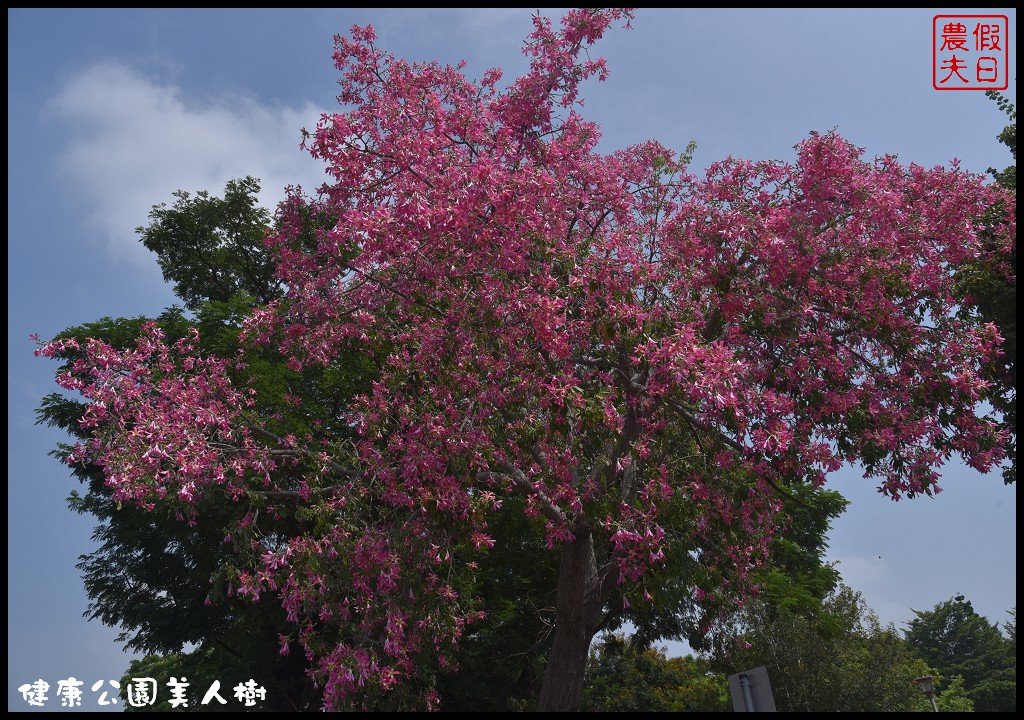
[933,675,977,713]
[36,178,362,712]
[905,595,1016,712]
[139,176,282,310]
[37,8,1015,711]
[1006,607,1016,652]
[713,584,935,712]
[582,635,730,712]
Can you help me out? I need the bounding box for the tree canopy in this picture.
[37,8,1015,711]
[40,174,855,712]
[712,584,934,712]
[906,595,1016,712]
[583,635,730,712]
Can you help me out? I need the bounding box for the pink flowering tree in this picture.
[38,8,1014,711]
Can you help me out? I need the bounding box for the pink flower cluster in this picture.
[38,7,1014,710]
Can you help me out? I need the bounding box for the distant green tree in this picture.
[1006,607,1017,650]
[139,176,282,310]
[714,584,932,712]
[582,635,729,712]
[905,595,1016,712]
[934,675,977,713]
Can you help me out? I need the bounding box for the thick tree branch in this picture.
[247,424,357,479]
[478,466,567,524]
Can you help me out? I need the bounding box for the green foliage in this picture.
[36,179,373,711]
[935,674,976,713]
[434,498,558,711]
[1007,607,1016,648]
[138,176,280,310]
[906,595,1016,712]
[714,584,932,712]
[752,485,847,616]
[120,648,302,712]
[986,90,1016,192]
[583,635,729,712]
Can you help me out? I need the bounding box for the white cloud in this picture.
[48,63,329,262]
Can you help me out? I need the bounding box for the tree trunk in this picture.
[537,525,608,712]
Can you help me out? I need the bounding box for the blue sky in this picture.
[8,8,1017,712]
